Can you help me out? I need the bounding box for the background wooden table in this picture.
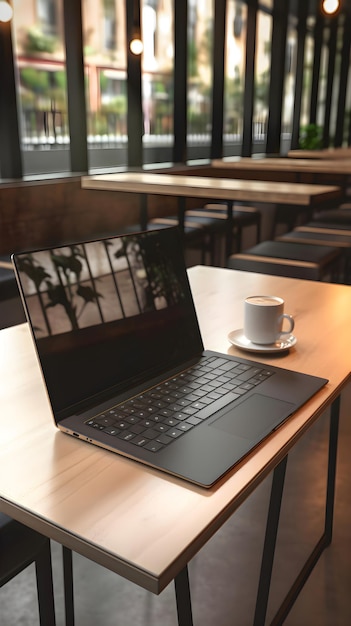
[82,171,342,207]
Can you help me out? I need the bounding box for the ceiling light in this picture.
[0,1,13,22]
[130,37,143,55]
[321,0,340,15]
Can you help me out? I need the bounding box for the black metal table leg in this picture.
[226,200,234,258]
[177,196,186,233]
[270,397,341,625]
[253,455,288,626]
[174,565,194,626]
[324,395,340,544]
[139,194,148,231]
[35,538,56,626]
[62,546,75,626]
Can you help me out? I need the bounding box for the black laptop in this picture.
[12,227,327,487]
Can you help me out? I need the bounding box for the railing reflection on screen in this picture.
[17,234,186,338]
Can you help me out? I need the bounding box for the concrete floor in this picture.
[1,381,350,626]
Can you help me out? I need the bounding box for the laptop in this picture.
[12,227,327,488]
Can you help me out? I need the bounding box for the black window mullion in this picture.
[173,0,187,164]
[210,0,226,159]
[242,0,258,157]
[63,0,88,173]
[309,12,324,124]
[322,17,338,148]
[334,11,351,147]
[126,0,143,168]
[291,0,308,150]
[265,0,288,155]
[0,20,22,179]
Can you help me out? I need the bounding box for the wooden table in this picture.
[212,156,351,189]
[1,267,350,625]
[81,171,342,255]
[81,171,342,209]
[288,147,351,159]
[0,259,12,269]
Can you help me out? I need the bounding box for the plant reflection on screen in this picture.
[17,233,186,338]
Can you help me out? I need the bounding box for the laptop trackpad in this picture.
[209,394,295,440]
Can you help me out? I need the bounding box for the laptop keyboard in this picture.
[85,356,274,452]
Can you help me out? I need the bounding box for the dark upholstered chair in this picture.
[0,512,74,625]
[277,225,351,283]
[272,204,312,237]
[313,202,351,225]
[0,259,26,330]
[122,212,228,265]
[227,240,341,281]
[154,202,260,266]
[201,203,261,248]
[189,202,262,252]
[0,512,56,625]
[148,214,228,265]
[122,196,259,266]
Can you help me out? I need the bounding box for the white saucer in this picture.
[228,329,297,353]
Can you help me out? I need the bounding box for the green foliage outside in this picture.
[20,68,67,110]
[24,27,57,55]
[299,124,323,150]
[21,67,50,95]
[100,95,127,115]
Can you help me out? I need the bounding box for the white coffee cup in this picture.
[244,295,294,345]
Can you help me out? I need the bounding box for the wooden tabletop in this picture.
[212,156,351,175]
[81,171,341,207]
[0,260,12,270]
[288,148,351,160]
[1,267,350,594]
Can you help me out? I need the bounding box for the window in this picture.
[12,0,69,175]
[37,0,58,36]
[301,25,315,127]
[253,9,272,145]
[282,23,297,141]
[224,0,247,148]
[103,0,117,51]
[317,26,329,127]
[82,0,127,169]
[142,0,174,162]
[2,1,340,180]
[187,0,213,158]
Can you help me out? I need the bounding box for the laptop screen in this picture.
[13,228,203,417]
